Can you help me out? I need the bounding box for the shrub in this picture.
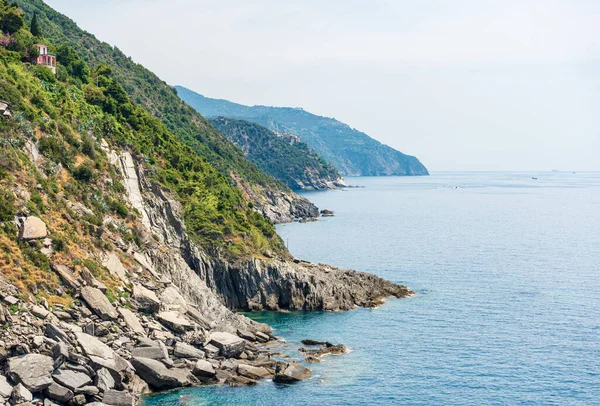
[0,189,15,222]
[72,164,93,182]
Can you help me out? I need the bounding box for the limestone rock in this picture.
[130,357,191,390]
[132,284,160,313]
[18,216,47,240]
[0,375,13,398]
[173,342,205,359]
[8,353,54,392]
[191,359,215,378]
[118,307,145,336]
[75,332,133,380]
[102,389,134,406]
[44,383,74,403]
[237,364,271,380]
[273,361,312,383]
[131,343,168,361]
[157,311,194,333]
[209,332,246,358]
[80,287,118,320]
[11,383,32,404]
[52,369,92,390]
[102,252,128,282]
[95,368,115,392]
[159,286,187,311]
[51,265,81,290]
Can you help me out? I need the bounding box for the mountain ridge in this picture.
[175,86,430,177]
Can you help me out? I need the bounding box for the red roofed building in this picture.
[32,44,56,74]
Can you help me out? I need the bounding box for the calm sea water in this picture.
[145,172,600,405]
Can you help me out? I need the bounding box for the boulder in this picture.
[102,389,134,406]
[255,331,270,343]
[11,383,32,404]
[44,383,74,403]
[184,305,213,330]
[31,304,49,319]
[51,264,81,290]
[131,343,168,361]
[157,311,194,333]
[0,375,13,399]
[80,267,107,292]
[132,284,160,313]
[75,385,100,396]
[8,353,54,392]
[52,370,92,390]
[203,343,219,358]
[237,364,271,380]
[18,216,47,240]
[102,252,128,282]
[46,323,71,343]
[236,330,256,342]
[173,342,205,359]
[130,357,191,390]
[117,308,145,336]
[192,359,216,378]
[75,333,133,381]
[80,287,118,320]
[158,286,187,310]
[95,368,115,392]
[209,332,246,358]
[273,362,312,383]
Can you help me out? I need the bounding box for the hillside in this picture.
[176,86,430,177]
[0,3,411,403]
[209,118,345,191]
[14,0,318,224]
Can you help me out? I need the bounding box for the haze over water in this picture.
[145,172,600,405]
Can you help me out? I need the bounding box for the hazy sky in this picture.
[46,0,599,171]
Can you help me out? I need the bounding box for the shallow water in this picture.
[145,172,600,405]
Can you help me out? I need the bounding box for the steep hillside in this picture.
[0,4,412,403]
[14,0,318,223]
[176,86,430,177]
[210,117,345,191]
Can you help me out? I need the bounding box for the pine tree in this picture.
[30,12,41,37]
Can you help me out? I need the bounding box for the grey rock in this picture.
[236,330,256,342]
[18,216,47,240]
[3,295,18,305]
[71,393,86,405]
[192,359,216,378]
[75,333,133,380]
[237,364,271,380]
[30,305,49,319]
[203,344,219,358]
[132,285,160,313]
[0,375,13,398]
[117,308,145,336]
[102,389,134,406]
[131,344,167,361]
[44,382,74,402]
[273,361,312,383]
[8,353,54,392]
[11,383,32,404]
[46,323,71,343]
[52,369,92,390]
[51,265,81,290]
[102,252,128,282]
[209,332,246,358]
[80,287,118,321]
[130,357,190,390]
[156,311,194,333]
[95,368,115,392]
[80,267,107,292]
[158,286,187,311]
[173,342,205,359]
[75,385,99,396]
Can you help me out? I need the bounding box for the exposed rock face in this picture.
[17,216,47,240]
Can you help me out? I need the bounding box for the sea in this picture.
[144,172,600,405]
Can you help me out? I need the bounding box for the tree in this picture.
[30,12,40,37]
[0,7,24,34]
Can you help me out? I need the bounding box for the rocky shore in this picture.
[0,144,412,405]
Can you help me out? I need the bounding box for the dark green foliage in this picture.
[32,64,55,83]
[177,86,430,177]
[38,136,73,167]
[56,44,89,83]
[0,188,15,222]
[30,12,40,36]
[72,164,94,182]
[0,3,23,34]
[210,118,341,191]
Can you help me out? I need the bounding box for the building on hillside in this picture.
[32,44,56,74]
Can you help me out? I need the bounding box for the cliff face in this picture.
[176,86,430,177]
[209,118,346,191]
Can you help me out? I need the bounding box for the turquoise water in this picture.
[145,172,600,405]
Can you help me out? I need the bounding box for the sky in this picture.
[46,0,600,171]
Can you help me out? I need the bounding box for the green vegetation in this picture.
[14,0,291,195]
[210,117,341,191]
[176,86,430,177]
[0,2,285,259]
